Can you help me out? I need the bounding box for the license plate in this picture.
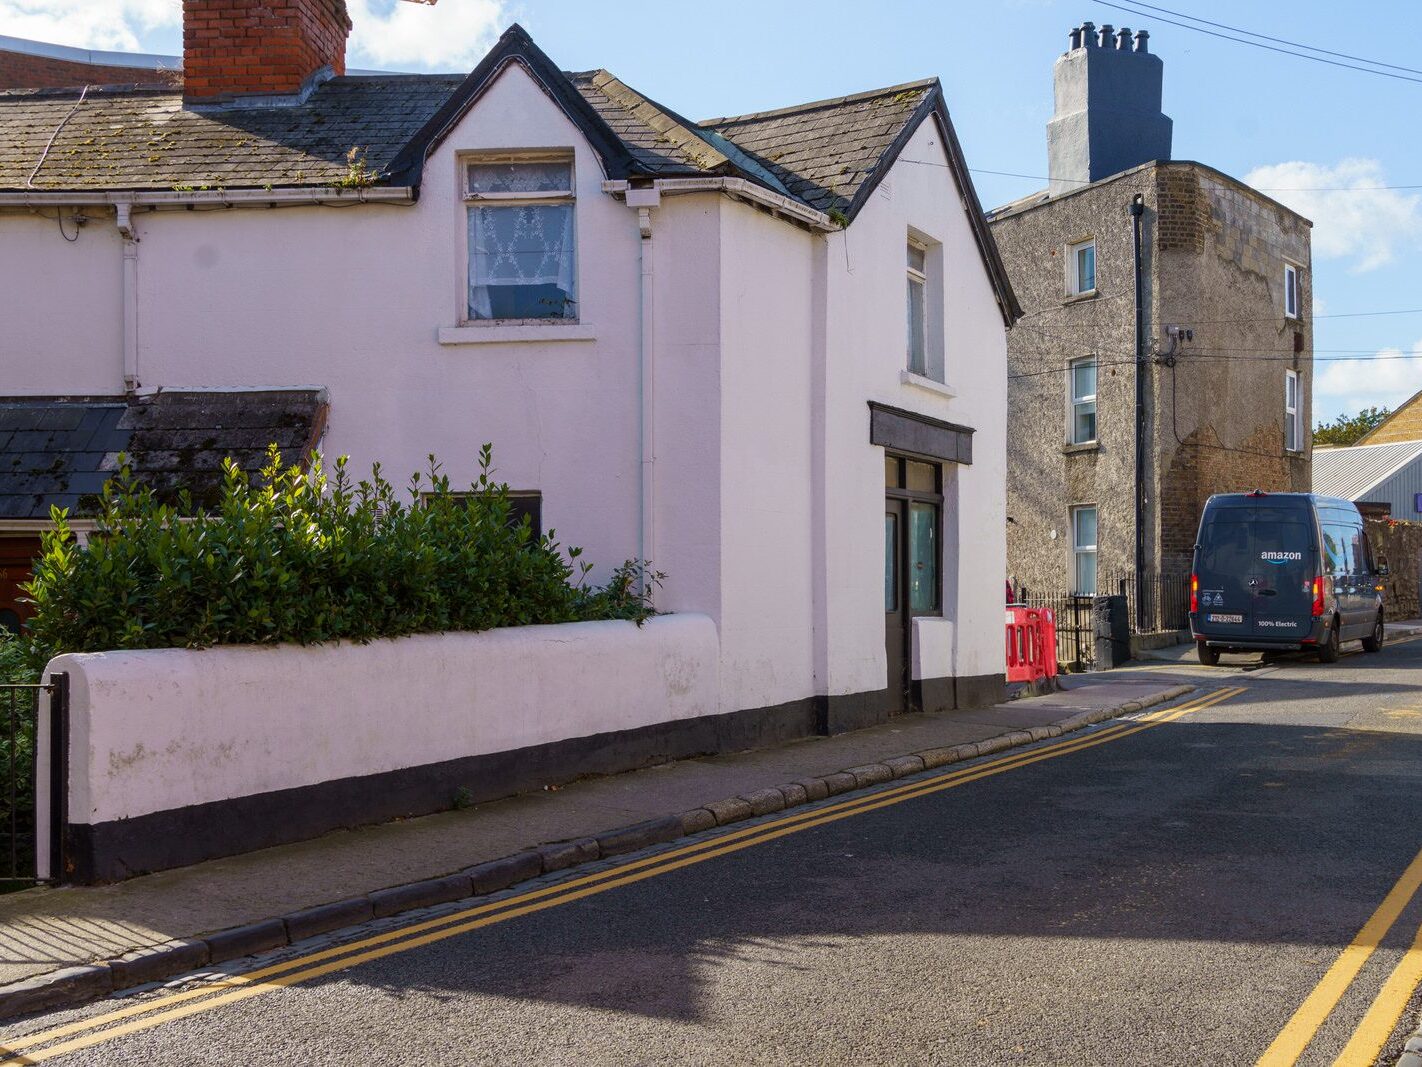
[1207,613,1243,624]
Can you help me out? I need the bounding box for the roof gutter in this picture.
[0,187,414,209]
[603,177,835,233]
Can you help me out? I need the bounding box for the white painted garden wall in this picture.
[36,614,718,878]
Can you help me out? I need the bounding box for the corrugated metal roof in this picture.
[1312,440,1422,500]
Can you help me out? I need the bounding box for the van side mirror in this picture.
[1378,558,1390,576]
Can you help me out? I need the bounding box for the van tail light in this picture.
[1190,574,1199,613]
[1311,576,1325,617]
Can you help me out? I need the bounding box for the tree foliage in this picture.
[20,445,659,669]
[1313,406,1391,448]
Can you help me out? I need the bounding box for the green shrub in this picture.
[0,633,34,686]
[22,445,660,667]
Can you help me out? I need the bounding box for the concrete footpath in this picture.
[0,674,1195,1018]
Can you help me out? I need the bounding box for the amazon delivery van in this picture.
[1189,492,1387,666]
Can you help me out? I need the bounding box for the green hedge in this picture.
[21,445,659,668]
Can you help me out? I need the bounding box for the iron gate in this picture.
[1018,592,1096,671]
[0,673,66,887]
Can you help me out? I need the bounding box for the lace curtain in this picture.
[467,203,577,320]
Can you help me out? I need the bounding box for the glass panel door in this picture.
[884,512,899,612]
[908,502,938,612]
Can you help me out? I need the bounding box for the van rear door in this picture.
[1196,505,1314,641]
[1247,511,1314,640]
[1195,513,1255,638]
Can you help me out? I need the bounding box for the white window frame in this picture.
[906,238,929,377]
[458,151,578,326]
[1285,369,1302,452]
[1067,239,1096,296]
[1072,504,1098,595]
[1284,263,1300,319]
[1068,356,1098,445]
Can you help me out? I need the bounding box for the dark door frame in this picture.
[884,454,945,713]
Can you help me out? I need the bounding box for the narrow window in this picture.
[465,157,576,321]
[1072,505,1098,594]
[1068,239,1096,296]
[1069,356,1098,444]
[1284,264,1300,319]
[1284,370,1301,452]
[906,241,928,375]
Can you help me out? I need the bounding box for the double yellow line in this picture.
[0,686,1243,1065]
[1259,844,1422,1065]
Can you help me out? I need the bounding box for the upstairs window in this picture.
[1069,356,1097,444]
[465,156,577,322]
[906,241,928,376]
[1284,263,1300,319]
[1285,370,1302,452]
[1068,239,1096,296]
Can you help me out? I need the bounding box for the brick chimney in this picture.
[182,0,353,103]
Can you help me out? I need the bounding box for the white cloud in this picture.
[1245,159,1422,273]
[1314,340,1422,419]
[0,0,179,51]
[347,0,504,71]
[0,0,505,72]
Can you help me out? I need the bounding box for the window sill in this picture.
[438,323,596,345]
[900,370,956,399]
[1063,289,1098,305]
[1063,441,1100,455]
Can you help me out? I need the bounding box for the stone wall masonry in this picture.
[1369,518,1422,621]
[993,160,1312,596]
[991,168,1154,595]
[1150,163,1313,574]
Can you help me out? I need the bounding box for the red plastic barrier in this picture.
[1005,606,1058,683]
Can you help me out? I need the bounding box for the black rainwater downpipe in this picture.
[1129,193,1146,631]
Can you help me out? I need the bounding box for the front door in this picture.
[885,456,942,713]
[885,499,909,712]
[0,537,42,634]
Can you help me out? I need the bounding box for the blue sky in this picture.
[10,0,1422,425]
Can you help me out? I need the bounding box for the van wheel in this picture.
[1317,619,1342,663]
[1362,614,1385,653]
[1197,641,1219,667]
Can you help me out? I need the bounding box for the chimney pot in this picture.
[1134,29,1150,53]
[1047,20,1172,195]
[1068,27,1082,49]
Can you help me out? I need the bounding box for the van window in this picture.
[1200,512,1312,588]
[1322,524,1351,575]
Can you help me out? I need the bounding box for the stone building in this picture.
[1359,386,1422,446]
[989,21,1313,606]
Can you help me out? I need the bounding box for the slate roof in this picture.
[0,30,931,219]
[0,76,464,192]
[1312,440,1422,501]
[0,24,1019,320]
[701,80,937,217]
[0,390,327,518]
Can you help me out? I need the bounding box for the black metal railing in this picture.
[1108,572,1192,634]
[0,682,41,886]
[0,674,65,887]
[1016,591,1096,671]
[1013,572,1192,672]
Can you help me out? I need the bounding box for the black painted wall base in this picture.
[65,672,1006,884]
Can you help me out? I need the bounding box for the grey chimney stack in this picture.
[1046,19,1173,196]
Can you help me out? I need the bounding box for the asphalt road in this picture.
[5,638,1422,1066]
